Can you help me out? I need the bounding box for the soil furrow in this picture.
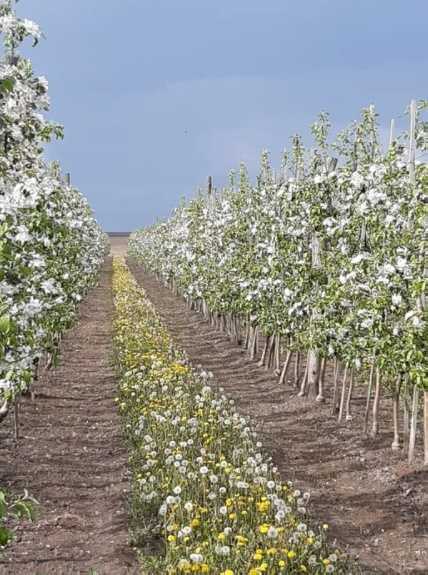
[0,259,138,575]
[129,262,428,575]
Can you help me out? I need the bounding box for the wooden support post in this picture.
[408,99,416,185]
[389,118,395,149]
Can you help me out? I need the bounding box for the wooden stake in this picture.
[389,118,395,149]
[408,99,417,185]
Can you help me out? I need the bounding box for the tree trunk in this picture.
[391,375,402,451]
[231,315,241,345]
[274,335,281,375]
[265,335,275,370]
[316,357,327,402]
[345,369,355,421]
[14,400,19,442]
[244,321,250,350]
[371,368,382,438]
[249,326,258,360]
[402,378,410,444]
[392,397,400,451]
[331,359,340,415]
[363,362,375,434]
[424,390,428,466]
[408,385,419,464]
[0,399,9,424]
[202,299,209,318]
[294,351,301,387]
[298,353,310,397]
[338,364,349,423]
[279,350,293,385]
[307,350,321,397]
[258,336,270,367]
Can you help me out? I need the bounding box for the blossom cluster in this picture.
[129,107,427,392]
[112,257,354,574]
[0,1,108,400]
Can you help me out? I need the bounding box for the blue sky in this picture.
[16,0,428,231]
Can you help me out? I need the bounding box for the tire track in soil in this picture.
[129,262,428,575]
[0,259,138,575]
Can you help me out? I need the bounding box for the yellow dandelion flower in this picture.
[257,500,270,512]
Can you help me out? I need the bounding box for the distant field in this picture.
[109,235,129,256]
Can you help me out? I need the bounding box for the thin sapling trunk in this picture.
[363,362,375,434]
[408,385,419,464]
[371,368,382,438]
[345,369,355,421]
[279,350,293,385]
[338,363,349,423]
[391,375,402,451]
[316,357,327,402]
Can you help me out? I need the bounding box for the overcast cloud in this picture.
[15,0,428,231]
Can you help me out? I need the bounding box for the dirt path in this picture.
[0,258,138,575]
[129,262,428,575]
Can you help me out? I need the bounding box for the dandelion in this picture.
[190,553,203,563]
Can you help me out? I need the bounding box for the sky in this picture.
[13,0,428,231]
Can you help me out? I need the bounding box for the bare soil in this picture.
[109,236,129,258]
[0,259,138,575]
[129,261,428,575]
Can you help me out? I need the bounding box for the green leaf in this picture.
[0,526,13,547]
[0,316,10,335]
[0,78,15,94]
